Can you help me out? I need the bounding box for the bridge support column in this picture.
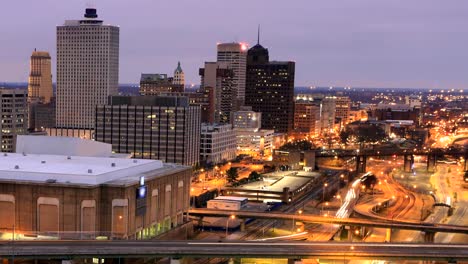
[423,231,435,243]
[240,219,246,232]
[404,154,414,173]
[356,155,367,173]
[197,217,204,227]
[427,154,436,172]
[170,258,181,264]
[287,259,303,264]
[385,228,392,242]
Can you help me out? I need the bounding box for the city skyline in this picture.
[1,0,468,89]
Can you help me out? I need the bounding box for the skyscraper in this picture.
[245,39,295,134]
[173,61,185,87]
[216,43,247,110]
[28,50,53,104]
[56,8,119,130]
[199,62,234,123]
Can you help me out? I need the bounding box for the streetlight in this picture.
[226,215,235,238]
[336,194,342,206]
[322,183,328,213]
[292,210,303,233]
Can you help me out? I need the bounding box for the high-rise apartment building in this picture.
[173,61,185,87]
[28,50,53,104]
[95,96,200,166]
[139,74,184,95]
[245,42,295,134]
[56,8,119,129]
[217,43,247,110]
[199,62,234,123]
[0,89,28,152]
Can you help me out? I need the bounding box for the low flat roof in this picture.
[213,196,248,201]
[0,152,186,187]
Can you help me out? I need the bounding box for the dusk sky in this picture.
[1,0,468,89]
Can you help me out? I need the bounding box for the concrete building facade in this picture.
[139,74,184,96]
[217,43,247,110]
[0,89,28,152]
[95,96,200,166]
[200,123,236,164]
[294,99,321,136]
[56,8,119,129]
[173,61,185,87]
[28,50,53,104]
[199,62,234,123]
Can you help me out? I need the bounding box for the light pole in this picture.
[336,194,342,206]
[292,210,302,233]
[226,215,235,238]
[322,183,328,213]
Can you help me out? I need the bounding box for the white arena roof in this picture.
[0,152,185,186]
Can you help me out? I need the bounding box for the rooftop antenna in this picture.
[257,24,260,45]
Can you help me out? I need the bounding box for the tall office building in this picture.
[0,89,28,152]
[173,61,185,87]
[28,50,53,104]
[56,8,119,129]
[95,96,200,166]
[217,43,247,110]
[199,62,234,123]
[245,40,295,134]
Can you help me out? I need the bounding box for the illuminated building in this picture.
[294,99,321,136]
[173,61,185,87]
[28,50,53,104]
[139,73,184,95]
[245,39,295,133]
[232,107,273,157]
[199,62,234,123]
[217,43,247,110]
[200,123,236,164]
[56,8,119,130]
[95,96,201,166]
[0,149,191,240]
[335,96,351,126]
[0,89,28,152]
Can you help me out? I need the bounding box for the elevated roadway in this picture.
[0,240,467,261]
[188,209,468,234]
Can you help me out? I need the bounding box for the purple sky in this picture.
[1,0,468,88]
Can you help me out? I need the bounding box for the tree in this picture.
[226,167,239,183]
[248,171,262,182]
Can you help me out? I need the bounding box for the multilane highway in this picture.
[0,240,467,261]
[189,209,468,234]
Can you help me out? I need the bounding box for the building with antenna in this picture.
[245,29,295,133]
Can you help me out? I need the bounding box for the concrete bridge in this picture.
[0,240,467,263]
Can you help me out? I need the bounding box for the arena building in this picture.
[0,151,191,240]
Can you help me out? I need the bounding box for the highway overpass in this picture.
[188,209,468,234]
[0,240,467,261]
